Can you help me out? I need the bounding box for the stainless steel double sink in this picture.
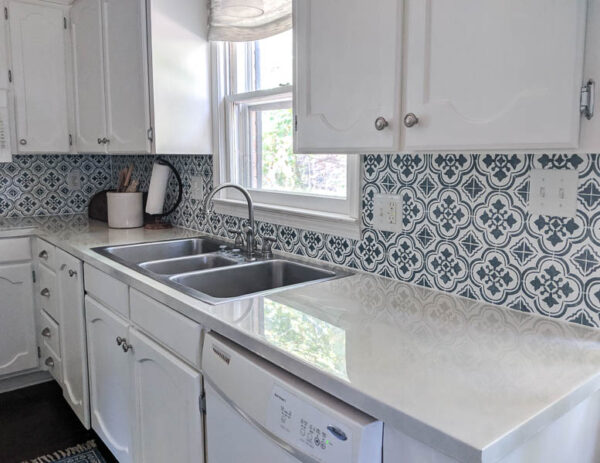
[93,237,351,304]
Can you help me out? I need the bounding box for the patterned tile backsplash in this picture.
[1,152,599,328]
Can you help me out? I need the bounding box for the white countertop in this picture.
[3,215,600,463]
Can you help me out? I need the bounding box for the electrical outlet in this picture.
[67,168,81,191]
[528,169,578,217]
[372,194,403,232]
[190,176,204,200]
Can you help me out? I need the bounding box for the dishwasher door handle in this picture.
[204,377,321,463]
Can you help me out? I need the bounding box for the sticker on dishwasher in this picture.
[265,384,352,462]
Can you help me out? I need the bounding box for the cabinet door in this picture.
[102,0,151,153]
[71,0,107,154]
[86,296,134,463]
[0,262,37,376]
[293,0,403,153]
[8,1,70,153]
[57,249,90,429]
[0,1,9,90]
[403,0,588,150]
[130,328,203,463]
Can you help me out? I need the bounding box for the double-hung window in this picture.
[212,30,360,238]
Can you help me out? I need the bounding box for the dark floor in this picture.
[0,381,117,463]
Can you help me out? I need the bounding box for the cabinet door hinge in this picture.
[581,79,595,120]
[63,17,67,29]
[4,7,8,20]
[32,270,36,283]
[294,115,298,132]
[37,346,41,359]
[8,70,11,83]
[147,127,153,142]
[69,134,73,146]
[199,392,206,414]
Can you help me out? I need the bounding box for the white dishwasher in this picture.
[202,332,383,463]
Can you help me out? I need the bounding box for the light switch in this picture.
[528,169,578,217]
[372,194,403,232]
[190,176,204,200]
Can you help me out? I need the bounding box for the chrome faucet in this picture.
[203,183,256,259]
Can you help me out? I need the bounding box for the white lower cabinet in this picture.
[86,295,134,463]
[0,261,37,376]
[85,287,204,463]
[130,328,203,463]
[56,249,89,428]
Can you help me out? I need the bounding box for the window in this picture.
[212,30,360,238]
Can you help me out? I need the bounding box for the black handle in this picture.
[152,157,183,218]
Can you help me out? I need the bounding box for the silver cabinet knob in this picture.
[19,138,27,145]
[403,113,419,128]
[98,138,103,144]
[41,327,51,338]
[68,269,77,277]
[38,250,48,260]
[374,117,389,131]
[116,336,125,346]
[121,342,133,353]
[45,357,55,368]
[40,288,50,297]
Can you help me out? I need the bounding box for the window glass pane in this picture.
[254,30,293,90]
[240,106,347,198]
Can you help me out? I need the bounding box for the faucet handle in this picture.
[261,235,277,258]
[227,228,245,248]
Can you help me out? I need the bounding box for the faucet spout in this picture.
[204,183,256,258]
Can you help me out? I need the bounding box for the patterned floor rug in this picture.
[21,440,106,463]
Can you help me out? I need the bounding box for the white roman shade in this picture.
[208,0,292,42]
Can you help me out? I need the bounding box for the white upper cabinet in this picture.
[71,0,106,153]
[402,0,588,151]
[8,0,71,153]
[293,0,403,153]
[0,2,8,90]
[102,0,151,153]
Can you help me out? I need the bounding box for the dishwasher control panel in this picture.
[266,384,353,462]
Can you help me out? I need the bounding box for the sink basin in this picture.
[170,260,337,301]
[96,238,222,264]
[139,254,238,276]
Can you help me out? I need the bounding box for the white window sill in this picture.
[212,198,361,240]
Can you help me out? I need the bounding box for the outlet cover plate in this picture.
[528,169,578,217]
[372,194,403,232]
[67,168,81,191]
[190,176,204,200]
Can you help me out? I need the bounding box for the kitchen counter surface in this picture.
[2,215,600,463]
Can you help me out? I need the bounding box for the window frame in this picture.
[210,41,361,239]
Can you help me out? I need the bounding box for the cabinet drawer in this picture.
[40,309,60,359]
[35,239,56,270]
[0,237,31,262]
[84,264,129,319]
[37,265,59,321]
[130,289,202,369]
[41,342,62,385]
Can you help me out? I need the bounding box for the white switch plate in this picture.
[372,194,403,232]
[190,176,204,200]
[528,169,578,217]
[67,168,81,190]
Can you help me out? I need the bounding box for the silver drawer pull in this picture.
[40,288,50,297]
[41,327,51,338]
[38,250,48,260]
[45,357,55,368]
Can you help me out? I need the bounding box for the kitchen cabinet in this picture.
[70,0,212,155]
[86,295,134,463]
[293,0,403,154]
[402,0,588,151]
[0,261,37,377]
[56,249,89,428]
[130,328,203,463]
[70,0,106,153]
[8,0,71,153]
[85,278,204,463]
